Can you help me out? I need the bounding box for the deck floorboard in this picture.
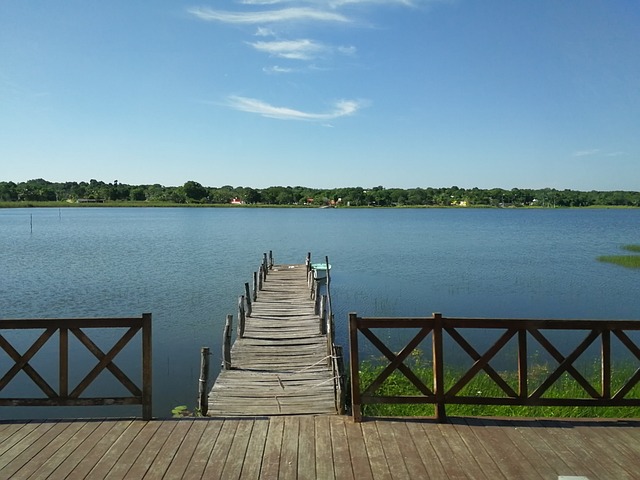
[2,416,639,479]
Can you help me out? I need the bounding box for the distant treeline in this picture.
[2,178,640,207]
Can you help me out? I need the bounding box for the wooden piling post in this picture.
[252,272,258,302]
[244,282,252,316]
[223,315,232,370]
[306,252,311,272]
[349,312,362,422]
[238,296,245,338]
[334,345,346,415]
[319,295,327,334]
[198,347,210,415]
[258,264,264,291]
[269,250,274,269]
[263,253,268,276]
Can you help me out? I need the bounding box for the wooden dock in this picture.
[2,415,639,479]
[207,259,339,416]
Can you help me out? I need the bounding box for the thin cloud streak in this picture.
[227,95,364,120]
[248,39,327,60]
[188,7,349,24]
[572,149,600,157]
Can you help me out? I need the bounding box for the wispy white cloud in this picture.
[572,149,600,157]
[188,7,349,24]
[227,95,365,120]
[263,65,295,73]
[606,151,628,157]
[248,39,327,60]
[248,39,355,60]
[255,27,276,37]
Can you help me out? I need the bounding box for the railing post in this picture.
[602,329,611,399]
[432,312,445,422]
[222,314,232,370]
[198,346,210,416]
[518,329,528,400]
[349,312,362,422]
[59,327,68,398]
[142,312,153,421]
[244,282,252,316]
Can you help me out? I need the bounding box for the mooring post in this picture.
[198,347,210,415]
[334,344,346,415]
[349,312,362,422]
[269,250,273,269]
[306,252,311,273]
[263,253,268,276]
[252,271,258,302]
[319,295,327,334]
[244,282,252,316]
[238,295,245,338]
[222,315,232,370]
[258,264,264,291]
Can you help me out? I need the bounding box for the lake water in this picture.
[1,207,639,419]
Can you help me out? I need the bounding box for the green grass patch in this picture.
[357,359,640,418]
[598,244,640,268]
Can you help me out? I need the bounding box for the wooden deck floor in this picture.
[1,415,639,479]
[208,263,337,416]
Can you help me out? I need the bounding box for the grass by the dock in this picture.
[358,358,640,418]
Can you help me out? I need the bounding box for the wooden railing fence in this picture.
[0,314,152,420]
[349,312,640,422]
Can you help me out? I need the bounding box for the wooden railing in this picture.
[0,314,152,420]
[349,312,640,422]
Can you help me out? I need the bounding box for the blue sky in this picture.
[1,0,638,190]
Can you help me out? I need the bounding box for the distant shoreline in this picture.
[1,201,638,210]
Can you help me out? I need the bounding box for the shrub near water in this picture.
[358,358,640,418]
[598,244,640,268]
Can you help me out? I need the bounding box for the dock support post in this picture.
[319,295,327,334]
[244,283,252,316]
[334,344,346,415]
[258,265,264,291]
[263,253,268,276]
[198,347,210,415]
[252,272,258,302]
[223,315,232,370]
[349,312,362,422]
[269,250,274,269]
[238,296,245,338]
[306,252,311,272]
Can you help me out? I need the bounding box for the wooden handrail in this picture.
[0,314,152,420]
[349,312,640,422]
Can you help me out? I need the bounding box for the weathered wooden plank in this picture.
[220,418,255,480]
[360,420,393,480]
[374,420,412,480]
[297,415,316,480]
[201,418,240,479]
[314,415,336,480]
[237,418,269,478]
[279,416,300,480]
[157,419,209,480]
[121,421,177,480]
[0,421,59,472]
[49,420,133,480]
[329,414,355,480]
[404,420,448,480]
[260,416,284,478]
[343,419,374,480]
[76,420,143,479]
[180,420,225,479]
[102,420,162,479]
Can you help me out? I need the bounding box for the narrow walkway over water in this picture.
[207,260,338,416]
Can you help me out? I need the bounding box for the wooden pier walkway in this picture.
[3,415,639,479]
[207,259,339,416]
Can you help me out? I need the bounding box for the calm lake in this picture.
[1,207,639,419]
